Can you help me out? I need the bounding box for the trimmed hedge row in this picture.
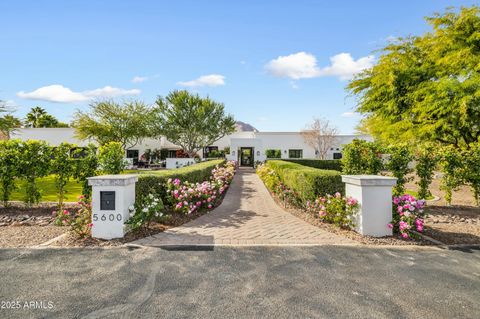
[265,160,344,202]
[280,159,343,171]
[136,159,225,201]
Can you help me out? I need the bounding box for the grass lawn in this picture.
[9,176,83,202]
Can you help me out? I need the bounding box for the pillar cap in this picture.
[341,175,397,186]
[87,174,138,186]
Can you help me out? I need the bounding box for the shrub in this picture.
[305,192,359,229]
[51,142,76,209]
[164,161,236,214]
[415,143,440,200]
[341,139,383,175]
[385,144,413,196]
[18,140,52,206]
[98,142,126,174]
[265,160,344,202]
[53,196,92,237]
[389,194,426,239]
[136,159,225,202]
[265,149,282,159]
[0,139,21,206]
[72,144,98,199]
[257,163,301,207]
[460,143,480,206]
[126,194,165,231]
[282,159,342,171]
[438,146,462,205]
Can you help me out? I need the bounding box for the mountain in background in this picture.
[235,121,258,132]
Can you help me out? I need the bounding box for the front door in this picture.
[240,147,254,166]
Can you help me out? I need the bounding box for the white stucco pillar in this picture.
[87,174,138,240]
[341,175,397,237]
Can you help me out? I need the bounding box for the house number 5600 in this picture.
[93,214,122,222]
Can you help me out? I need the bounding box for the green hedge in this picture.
[266,160,344,202]
[136,159,225,201]
[280,159,343,171]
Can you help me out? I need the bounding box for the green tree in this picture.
[153,90,235,157]
[0,115,22,139]
[349,6,480,147]
[25,106,68,128]
[98,142,126,174]
[0,139,21,206]
[385,144,413,196]
[51,143,76,209]
[73,100,153,149]
[18,140,52,206]
[73,144,98,199]
[341,139,383,175]
[461,143,480,206]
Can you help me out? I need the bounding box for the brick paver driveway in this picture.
[134,168,356,246]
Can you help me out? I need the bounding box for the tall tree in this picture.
[348,6,480,148]
[25,106,68,128]
[301,118,339,160]
[153,90,235,157]
[73,100,154,149]
[0,115,22,139]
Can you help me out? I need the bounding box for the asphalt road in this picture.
[0,245,479,319]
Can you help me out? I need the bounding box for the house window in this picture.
[126,149,139,165]
[167,150,177,158]
[203,146,219,158]
[333,152,342,160]
[288,149,303,159]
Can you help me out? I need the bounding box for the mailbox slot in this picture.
[100,191,116,210]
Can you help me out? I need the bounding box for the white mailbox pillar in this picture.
[87,174,138,240]
[341,175,397,237]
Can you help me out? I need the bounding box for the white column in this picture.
[341,175,397,237]
[87,174,138,240]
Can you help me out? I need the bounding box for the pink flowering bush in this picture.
[165,161,236,214]
[389,194,426,239]
[305,192,359,229]
[53,195,92,237]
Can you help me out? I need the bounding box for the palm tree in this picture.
[0,115,22,139]
[25,106,47,127]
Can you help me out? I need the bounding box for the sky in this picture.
[1,0,478,134]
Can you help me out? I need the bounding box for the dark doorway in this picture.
[240,147,254,166]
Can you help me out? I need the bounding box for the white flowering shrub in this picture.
[126,194,165,231]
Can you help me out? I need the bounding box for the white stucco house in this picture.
[10,128,372,167]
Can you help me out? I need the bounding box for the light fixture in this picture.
[232,151,235,156]
[256,151,260,156]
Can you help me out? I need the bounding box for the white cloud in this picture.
[290,81,299,89]
[83,86,141,98]
[177,74,226,87]
[132,76,148,83]
[341,111,356,118]
[265,51,374,81]
[17,84,141,103]
[265,52,320,80]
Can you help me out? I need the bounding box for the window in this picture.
[126,149,139,165]
[167,150,177,158]
[265,149,281,158]
[333,152,342,160]
[288,149,303,159]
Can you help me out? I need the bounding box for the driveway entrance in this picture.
[134,168,355,246]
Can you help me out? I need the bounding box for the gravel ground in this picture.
[0,225,66,248]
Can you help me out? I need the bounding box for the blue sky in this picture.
[1,0,478,133]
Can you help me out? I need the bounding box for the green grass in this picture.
[405,189,435,200]
[9,176,83,202]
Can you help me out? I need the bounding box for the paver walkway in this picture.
[134,168,356,246]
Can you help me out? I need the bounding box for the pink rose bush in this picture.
[53,195,92,237]
[305,192,359,229]
[390,194,426,239]
[166,161,236,214]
